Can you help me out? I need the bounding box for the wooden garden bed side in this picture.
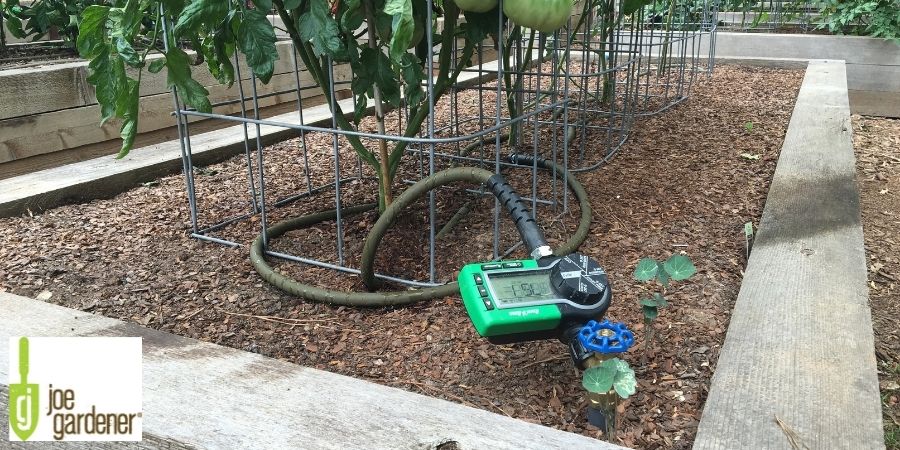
[0,65,352,165]
[0,40,316,120]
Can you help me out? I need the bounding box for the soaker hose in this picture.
[249,157,592,306]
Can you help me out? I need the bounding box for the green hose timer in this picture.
[457,164,612,345]
[459,253,611,344]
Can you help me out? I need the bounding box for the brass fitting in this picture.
[584,328,619,435]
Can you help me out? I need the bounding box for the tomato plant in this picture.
[66,0,507,211]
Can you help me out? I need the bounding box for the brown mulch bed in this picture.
[0,65,803,448]
[853,115,900,450]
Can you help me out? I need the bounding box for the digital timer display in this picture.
[487,270,558,306]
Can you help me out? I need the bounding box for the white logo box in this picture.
[8,337,142,442]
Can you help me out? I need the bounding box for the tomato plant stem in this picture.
[364,0,394,209]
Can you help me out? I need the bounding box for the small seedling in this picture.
[581,357,637,439]
[744,121,754,132]
[744,222,754,259]
[582,358,637,398]
[633,254,697,350]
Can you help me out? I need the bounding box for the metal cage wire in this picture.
[166,0,717,287]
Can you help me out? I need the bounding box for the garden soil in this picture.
[0,65,803,449]
[853,115,900,450]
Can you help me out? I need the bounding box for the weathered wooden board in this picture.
[0,65,352,163]
[693,60,884,450]
[0,40,308,120]
[0,292,622,449]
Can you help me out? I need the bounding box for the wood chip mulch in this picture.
[853,115,900,450]
[0,65,803,449]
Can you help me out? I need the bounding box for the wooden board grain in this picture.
[0,41,309,120]
[693,60,884,450]
[0,65,352,163]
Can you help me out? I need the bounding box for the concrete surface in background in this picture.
[709,32,900,117]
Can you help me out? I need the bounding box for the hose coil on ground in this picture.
[249,159,592,306]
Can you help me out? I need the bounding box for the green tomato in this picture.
[503,0,574,33]
[454,0,499,13]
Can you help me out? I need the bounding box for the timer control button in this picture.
[473,274,484,285]
[481,263,502,271]
[478,286,489,297]
[550,252,609,305]
[483,299,494,310]
[502,262,523,269]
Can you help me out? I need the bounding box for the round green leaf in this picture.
[582,364,616,394]
[611,360,637,399]
[583,359,638,399]
[633,258,659,282]
[663,254,696,281]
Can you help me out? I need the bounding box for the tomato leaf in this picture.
[174,0,228,37]
[298,0,344,57]
[622,0,654,15]
[117,79,141,158]
[254,0,274,11]
[384,0,414,62]
[462,8,502,43]
[76,5,110,58]
[86,46,127,125]
[164,47,212,112]
[283,0,303,9]
[5,15,25,39]
[148,57,167,74]
[114,36,142,68]
[400,52,425,106]
[238,9,279,83]
[341,0,365,31]
[109,0,142,39]
[357,47,400,107]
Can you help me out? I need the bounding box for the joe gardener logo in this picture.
[7,337,142,442]
[9,337,38,440]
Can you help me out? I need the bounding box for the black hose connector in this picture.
[484,173,549,254]
[507,152,548,170]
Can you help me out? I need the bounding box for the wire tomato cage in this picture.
[165,0,717,288]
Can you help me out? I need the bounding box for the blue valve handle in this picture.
[577,320,634,354]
